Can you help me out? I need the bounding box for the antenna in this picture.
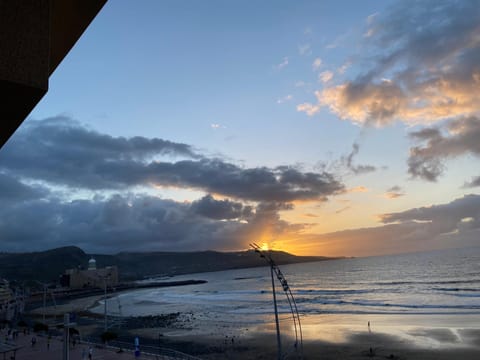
[250,243,303,359]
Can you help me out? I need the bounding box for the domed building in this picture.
[88,257,97,270]
[61,258,118,289]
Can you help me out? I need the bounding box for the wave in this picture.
[441,293,480,298]
[433,287,480,292]
[302,309,480,315]
[370,279,480,286]
[133,300,161,305]
[294,288,386,296]
[295,297,480,310]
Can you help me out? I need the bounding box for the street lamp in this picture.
[103,274,111,331]
[250,243,303,360]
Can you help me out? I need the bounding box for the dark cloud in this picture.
[300,0,480,126]
[341,143,376,175]
[299,194,480,257]
[0,189,301,253]
[302,213,318,218]
[379,194,480,236]
[335,206,350,214]
[145,161,343,202]
[0,117,331,252]
[0,117,344,203]
[409,128,442,141]
[387,185,401,192]
[0,117,199,189]
[464,176,480,188]
[408,116,480,181]
[0,172,49,203]
[190,195,253,220]
[384,185,404,199]
[301,220,480,257]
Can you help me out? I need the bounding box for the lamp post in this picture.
[250,243,304,360]
[270,264,282,360]
[63,313,70,360]
[103,274,111,332]
[42,283,47,323]
[34,281,48,323]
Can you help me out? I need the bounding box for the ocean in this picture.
[93,246,480,320]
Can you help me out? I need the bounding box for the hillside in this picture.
[0,246,339,283]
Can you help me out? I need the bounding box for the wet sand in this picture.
[121,313,480,359]
[29,299,480,359]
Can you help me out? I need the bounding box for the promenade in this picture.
[0,331,179,360]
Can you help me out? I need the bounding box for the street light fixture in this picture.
[103,273,111,331]
[250,243,303,360]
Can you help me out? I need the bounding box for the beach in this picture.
[123,313,480,359]
[28,295,480,359]
[23,249,480,359]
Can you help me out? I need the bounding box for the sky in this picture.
[1,0,480,256]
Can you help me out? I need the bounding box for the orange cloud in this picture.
[298,1,480,126]
[348,186,369,193]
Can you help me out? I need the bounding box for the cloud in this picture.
[366,12,379,25]
[341,143,377,175]
[0,117,344,204]
[337,62,351,75]
[277,95,293,104]
[312,58,322,71]
[190,195,252,220]
[348,186,368,193]
[210,123,227,130]
[0,191,301,253]
[296,103,320,116]
[363,13,379,38]
[318,71,334,83]
[335,206,350,214]
[317,80,408,125]
[0,115,321,253]
[298,43,312,56]
[299,194,480,257]
[0,172,49,203]
[302,0,480,126]
[384,185,404,199]
[275,57,289,70]
[379,194,480,237]
[407,116,480,181]
[464,176,480,188]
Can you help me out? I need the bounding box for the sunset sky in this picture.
[1,0,480,256]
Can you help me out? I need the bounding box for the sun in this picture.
[260,243,270,251]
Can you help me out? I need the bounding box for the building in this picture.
[0,280,24,321]
[61,259,119,289]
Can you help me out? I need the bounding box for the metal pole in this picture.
[63,313,69,360]
[42,284,46,323]
[271,265,282,360]
[104,279,107,331]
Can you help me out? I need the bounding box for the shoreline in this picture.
[28,279,207,303]
[25,294,480,359]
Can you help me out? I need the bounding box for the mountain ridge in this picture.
[0,246,341,283]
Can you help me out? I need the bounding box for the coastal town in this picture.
[0,257,205,359]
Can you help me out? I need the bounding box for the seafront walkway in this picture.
[0,331,198,360]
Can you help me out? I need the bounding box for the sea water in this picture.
[94,246,480,320]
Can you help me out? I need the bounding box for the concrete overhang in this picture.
[0,0,108,148]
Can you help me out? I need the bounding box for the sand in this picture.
[28,294,105,316]
[28,299,480,359]
[118,313,480,359]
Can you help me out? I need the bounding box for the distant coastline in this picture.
[0,245,341,284]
